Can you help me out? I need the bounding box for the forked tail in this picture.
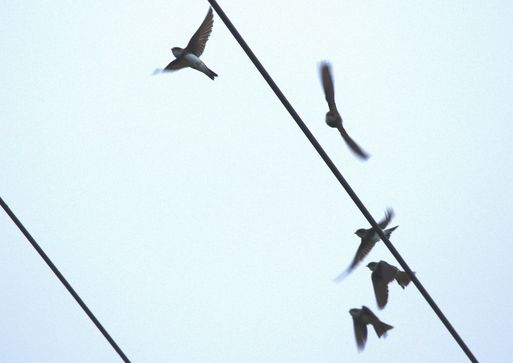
[385,225,399,238]
[374,321,394,338]
[396,270,412,289]
[206,67,218,80]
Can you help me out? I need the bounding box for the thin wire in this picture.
[0,196,131,363]
[207,1,478,362]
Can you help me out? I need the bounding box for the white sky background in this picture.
[1,0,512,361]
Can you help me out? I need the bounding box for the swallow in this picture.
[349,306,393,352]
[334,208,398,281]
[367,260,412,309]
[320,61,369,160]
[157,8,218,80]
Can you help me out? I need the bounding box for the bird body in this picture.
[174,50,217,79]
[334,208,398,281]
[325,109,342,128]
[355,224,399,247]
[367,260,412,309]
[349,306,393,351]
[320,62,369,160]
[158,8,218,80]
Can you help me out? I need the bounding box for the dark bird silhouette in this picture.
[349,306,393,352]
[156,8,218,79]
[367,260,412,309]
[320,61,369,160]
[334,208,398,281]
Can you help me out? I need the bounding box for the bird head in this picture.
[366,262,377,271]
[349,308,360,317]
[354,228,367,238]
[171,47,183,57]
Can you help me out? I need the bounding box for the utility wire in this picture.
[0,197,131,363]
[207,1,478,362]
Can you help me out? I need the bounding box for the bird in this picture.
[156,8,218,80]
[349,306,393,352]
[334,208,398,281]
[367,260,412,309]
[320,61,369,160]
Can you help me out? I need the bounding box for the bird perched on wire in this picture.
[334,208,398,281]
[320,61,369,160]
[349,306,393,352]
[155,8,218,80]
[367,260,412,309]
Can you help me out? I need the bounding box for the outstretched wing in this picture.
[371,267,390,309]
[185,8,214,57]
[334,239,377,283]
[163,58,187,71]
[378,208,394,229]
[353,319,368,352]
[349,239,377,270]
[320,62,337,111]
[338,126,370,160]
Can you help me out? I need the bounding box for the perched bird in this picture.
[349,306,393,352]
[334,208,398,281]
[156,8,218,80]
[367,260,412,309]
[320,62,369,160]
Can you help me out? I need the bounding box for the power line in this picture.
[206,1,478,362]
[0,197,131,363]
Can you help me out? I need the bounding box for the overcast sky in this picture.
[2,0,513,362]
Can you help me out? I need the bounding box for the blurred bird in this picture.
[334,208,398,281]
[367,260,412,309]
[320,61,369,160]
[156,8,218,80]
[349,306,393,352]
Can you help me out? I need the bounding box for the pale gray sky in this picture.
[2,0,513,361]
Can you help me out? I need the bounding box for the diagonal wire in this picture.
[207,1,478,362]
[0,196,131,363]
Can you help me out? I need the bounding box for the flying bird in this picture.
[367,260,412,309]
[334,208,398,281]
[320,62,369,160]
[156,8,218,80]
[349,306,393,352]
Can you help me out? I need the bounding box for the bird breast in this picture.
[183,53,206,70]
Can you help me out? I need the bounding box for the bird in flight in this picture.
[367,260,412,309]
[334,208,398,281]
[349,306,393,352]
[320,61,369,160]
[156,8,218,80]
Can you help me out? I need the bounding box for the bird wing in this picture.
[338,126,370,160]
[333,239,376,282]
[185,7,214,57]
[371,268,390,309]
[349,239,376,270]
[378,208,394,229]
[333,267,350,282]
[353,319,368,352]
[163,58,187,71]
[320,62,337,112]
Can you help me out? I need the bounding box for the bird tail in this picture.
[374,321,393,338]
[205,66,218,80]
[384,225,399,239]
[396,270,412,289]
